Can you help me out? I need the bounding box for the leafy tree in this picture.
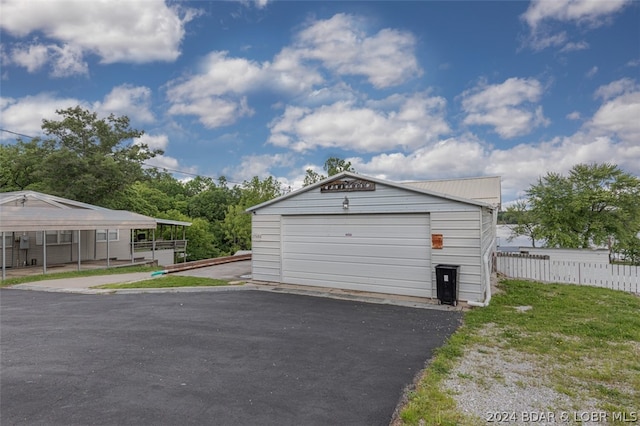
[187,179,240,224]
[324,156,355,176]
[504,200,542,247]
[156,210,215,261]
[220,176,284,253]
[303,157,356,187]
[0,138,53,192]
[526,163,640,253]
[303,168,325,187]
[37,106,161,206]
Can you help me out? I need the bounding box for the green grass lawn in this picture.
[93,275,236,289]
[0,265,162,287]
[399,279,640,425]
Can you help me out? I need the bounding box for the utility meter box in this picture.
[435,264,460,306]
[20,235,30,250]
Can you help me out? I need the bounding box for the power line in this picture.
[0,127,241,185]
[0,128,40,139]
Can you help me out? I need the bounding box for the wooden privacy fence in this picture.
[496,252,639,294]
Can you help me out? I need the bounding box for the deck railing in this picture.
[132,240,187,252]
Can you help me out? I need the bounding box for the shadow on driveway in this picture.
[1,289,461,425]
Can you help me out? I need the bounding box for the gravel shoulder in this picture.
[442,324,602,426]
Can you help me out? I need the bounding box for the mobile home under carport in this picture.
[246,172,500,305]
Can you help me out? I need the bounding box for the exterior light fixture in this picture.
[342,196,349,210]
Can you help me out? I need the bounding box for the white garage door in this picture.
[282,214,431,297]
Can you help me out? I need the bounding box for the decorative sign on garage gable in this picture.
[320,178,376,193]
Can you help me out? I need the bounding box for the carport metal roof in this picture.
[0,190,188,232]
[0,206,158,232]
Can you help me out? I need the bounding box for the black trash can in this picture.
[435,264,460,306]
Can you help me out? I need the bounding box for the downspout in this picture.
[468,207,497,308]
[467,236,495,307]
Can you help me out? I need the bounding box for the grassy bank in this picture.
[0,265,161,287]
[399,280,640,425]
[93,276,236,289]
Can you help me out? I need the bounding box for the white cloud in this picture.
[136,134,169,151]
[593,77,637,100]
[268,92,450,152]
[168,96,254,129]
[343,132,639,203]
[10,43,49,73]
[308,81,640,202]
[144,154,181,171]
[165,51,305,128]
[524,31,568,52]
[257,78,638,203]
[226,153,294,182]
[559,40,589,52]
[521,0,630,51]
[0,0,198,65]
[94,84,155,123]
[269,48,325,93]
[351,135,488,181]
[522,0,630,31]
[585,66,598,79]
[0,93,86,140]
[0,88,158,141]
[49,43,88,77]
[134,133,190,174]
[461,77,549,138]
[8,42,88,77]
[589,90,640,142]
[173,51,264,99]
[292,13,422,88]
[165,13,421,128]
[589,78,640,143]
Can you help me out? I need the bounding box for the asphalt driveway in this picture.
[1,289,461,425]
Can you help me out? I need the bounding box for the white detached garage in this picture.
[246,172,500,305]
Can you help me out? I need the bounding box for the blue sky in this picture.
[1,0,638,203]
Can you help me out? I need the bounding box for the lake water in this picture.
[496,224,538,249]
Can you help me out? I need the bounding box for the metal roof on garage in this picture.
[247,171,498,213]
[0,190,186,232]
[403,176,502,208]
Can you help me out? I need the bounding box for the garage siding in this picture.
[430,211,483,302]
[250,178,489,301]
[253,184,479,216]
[251,215,281,282]
[281,214,431,297]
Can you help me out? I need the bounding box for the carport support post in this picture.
[77,230,81,271]
[42,231,47,275]
[183,226,187,263]
[106,229,110,268]
[2,232,5,280]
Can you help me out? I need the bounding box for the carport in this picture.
[1,191,158,279]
